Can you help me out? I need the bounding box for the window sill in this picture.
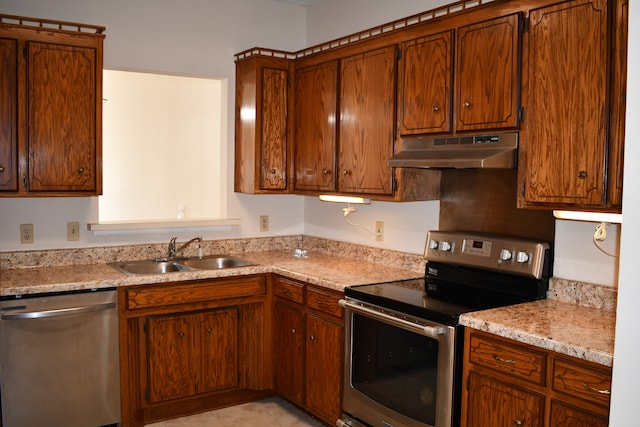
[87,218,242,232]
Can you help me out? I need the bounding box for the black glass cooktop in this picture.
[345,262,548,326]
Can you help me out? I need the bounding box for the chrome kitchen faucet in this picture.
[168,236,202,258]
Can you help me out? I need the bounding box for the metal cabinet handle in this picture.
[316,299,330,307]
[207,328,213,334]
[271,168,277,174]
[322,169,330,175]
[583,383,611,395]
[281,288,293,295]
[1,302,115,320]
[0,165,4,172]
[463,101,471,108]
[492,354,516,364]
[342,170,349,176]
[291,328,296,334]
[78,167,85,174]
[178,331,185,338]
[432,105,440,112]
[514,420,522,427]
[309,335,316,341]
[578,170,587,179]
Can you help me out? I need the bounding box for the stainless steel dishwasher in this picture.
[0,288,121,427]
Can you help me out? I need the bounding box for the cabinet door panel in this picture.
[305,313,343,423]
[466,372,544,427]
[274,302,305,405]
[260,67,288,190]
[523,0,608,205]
[456,14,519,131]
[0,37,17,190]
[339,46,395,195]
[27,42,97,192]
[550,401,608,427]
[198,308,239,393]
[294,61,337,192]
[147,313,194,402]
[399,31,452,135]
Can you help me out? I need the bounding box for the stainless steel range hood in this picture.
[389,132,518,169]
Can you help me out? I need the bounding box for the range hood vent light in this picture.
[389,132,518,169]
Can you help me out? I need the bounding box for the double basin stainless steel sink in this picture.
[109,255,256,276]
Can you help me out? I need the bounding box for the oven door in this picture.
[339,298,456,427]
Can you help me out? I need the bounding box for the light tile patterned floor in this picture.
[145,397,326,427]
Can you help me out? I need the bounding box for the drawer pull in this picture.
[493,354,516,364]
[514,420,522,427]
[316,299,331,307]
[281,288,293,294]
[583,383,611,395]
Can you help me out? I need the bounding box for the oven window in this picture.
[351,313,439,425]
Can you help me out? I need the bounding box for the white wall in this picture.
[609,1,640,423]
[0,0,308,251]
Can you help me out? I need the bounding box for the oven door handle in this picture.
[339,299,448,338]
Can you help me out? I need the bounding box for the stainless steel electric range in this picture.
[337,231,552,427]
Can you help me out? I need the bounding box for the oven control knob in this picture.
[439,241,452,252]
[428,240,439,250]
[516,251,530,263]
[500,249,513,261]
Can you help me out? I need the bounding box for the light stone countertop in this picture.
[0,250,422,297]
[1,247,616,367]
[459,299,615,367]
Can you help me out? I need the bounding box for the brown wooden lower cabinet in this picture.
[118,275,273,427]
[273,275,344,426]
[461,329,611,427]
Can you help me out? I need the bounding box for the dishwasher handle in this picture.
[1,302,116,320]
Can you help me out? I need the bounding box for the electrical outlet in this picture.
[67,222,80,241]
[375,221,384,241]
[20,224,34,244]
[259,215,269,232]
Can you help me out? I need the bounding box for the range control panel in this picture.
[425,231,550,279]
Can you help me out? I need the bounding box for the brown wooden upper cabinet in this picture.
[398,31,453,136]
[397,14,520,137]
[0,15,104,196]
[338,46,396,195]
[293,61,337,192]
[518,0,626,210]
[456,14,520,132]
[235,55,290,193]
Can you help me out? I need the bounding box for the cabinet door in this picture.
[550,401,608,427]
[197,308,238,393]
[456,14,520,131]
[0,37,17,191]
[398,31,452,135]
[339,46,395,195]
[305,313,343,424]
[260,67,288,191]
[274,302,305,405]
[147,313,194,403]
[521,0,608,206]
[465,372,544,427]
[607,0,628,207]
[293,61,337,192]
[27,42,98,192]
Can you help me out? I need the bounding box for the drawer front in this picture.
[126,276,266,310]
[552,357,612,407]
[306,286,343,319]
[468,332,546,386]
[274,277,304,304]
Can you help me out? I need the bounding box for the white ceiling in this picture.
[271,0,323,6]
